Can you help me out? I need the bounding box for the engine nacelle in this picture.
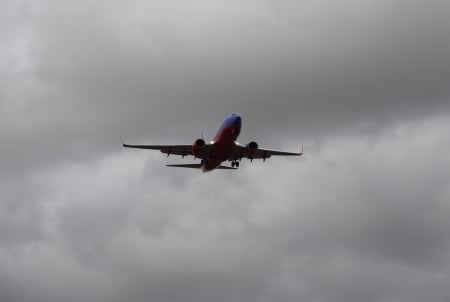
[192,138,206,157]
[246,141,258,159]
[247,141,258,150]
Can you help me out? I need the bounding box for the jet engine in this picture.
[192,138,206,157]
[247,141,258,150]
[246,141,258,159]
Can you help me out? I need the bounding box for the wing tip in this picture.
[120,136,128,148]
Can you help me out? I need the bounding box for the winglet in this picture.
[301,144,303,155]
[120,136,127,147]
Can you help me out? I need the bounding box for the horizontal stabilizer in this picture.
[166,164,237,170]
[166,164,202,169]
[216,165,238,170]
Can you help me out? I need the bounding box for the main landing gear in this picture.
[231,161,240,168]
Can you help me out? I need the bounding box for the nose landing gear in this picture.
[231,161,240,168]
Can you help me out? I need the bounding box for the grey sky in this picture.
[1,0,450,302]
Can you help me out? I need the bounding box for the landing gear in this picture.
[231,161,240,168]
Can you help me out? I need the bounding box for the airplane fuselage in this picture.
[202,114,242,172]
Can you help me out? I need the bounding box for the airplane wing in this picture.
[122,143,212,159]
[231,144,303,160]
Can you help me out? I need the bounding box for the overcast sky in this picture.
[1,0,450,301]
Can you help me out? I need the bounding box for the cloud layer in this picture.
[1,1,450,302]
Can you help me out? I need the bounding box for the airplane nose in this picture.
[227,114,241,127]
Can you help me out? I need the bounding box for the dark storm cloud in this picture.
[3,0,450,151]
[1,0,449,175]
[1,0,450,302]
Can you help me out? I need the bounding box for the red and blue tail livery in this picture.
[123,114,303,172]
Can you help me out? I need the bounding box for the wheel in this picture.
[236,161,239,167]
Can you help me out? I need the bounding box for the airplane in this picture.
[122,113,303,172]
